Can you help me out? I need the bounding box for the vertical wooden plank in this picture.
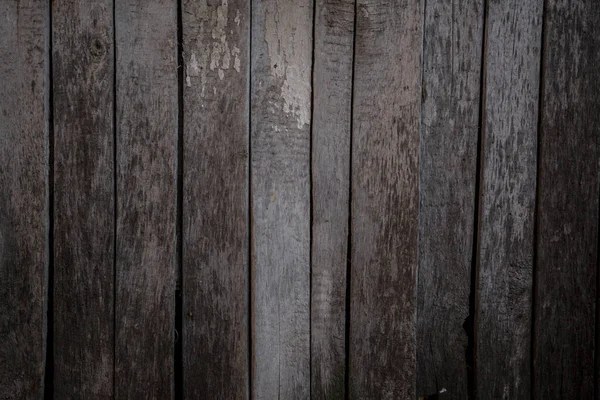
[417,0,483,397]
[476,0,542,397]
[115,1,177,398]
[311,0,354,398]
[181,0,249,398]
[52,0,114,397]
[251,0,313,398]
[349,1,423,398]
[534,0,600,398]
[0,1,48,398]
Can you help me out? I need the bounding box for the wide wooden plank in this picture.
[349,1,423,398]
[52,0,115,397]
[181,0,249,398]
[251,0,313,398]
[311,0,354,398]
[476,1,542,397]
[534,0,600,398]
[114,1,178,398]
[417,0,483,398]
[0,1,48,398]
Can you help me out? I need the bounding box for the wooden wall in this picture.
[1,0,599,399]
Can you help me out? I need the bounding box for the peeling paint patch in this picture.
[264,6,311,128]
[232,45,241,72]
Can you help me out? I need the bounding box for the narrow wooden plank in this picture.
[349,1,423,398]
[115,1,178,398]
[311,0,354,398]
[0,1,48,398]
[417,0,483,397]
[52,0,115,397]
[476,1,543,397]
[534,0,600,398]
[181,0,249,398]
[251,0,313,398]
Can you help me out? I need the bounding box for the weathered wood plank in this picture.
[0,1,48,398]
[251,0,313,398]
[311,0,354,398]
[534,0,600,398]
[417,0,483,397]
[115,1,178,398]
[349,1,423,398]
[181,0,249,398]
[476,1,543,397]
[52,0,115,397]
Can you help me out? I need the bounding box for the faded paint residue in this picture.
[264,6,311,128]
[232,45,241,73]
[186,1,242,92]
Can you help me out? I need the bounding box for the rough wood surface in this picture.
[115,1,178,398]
[476,1,542,398]
[181,0,249,398]
[251,0,313,398]
[417,0,483,398]
[534,0,600,398]
[349,1,423,398]
[52,1,115,397]
[0,1,48,398]
[311,0,354,398]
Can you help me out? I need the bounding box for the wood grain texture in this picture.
[251,0,313,398]
[0,1,48,398]
[52,0,115,397]
[534,0,600,398]
[115,1,177,398]
[311,0,354,398]
[181,0,249,398]
[476,1,542,397]
[417,0,483,398]
[349,1,423,398]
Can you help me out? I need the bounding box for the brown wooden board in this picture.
[114,1,178,398]
[52,0,115,397]
[0,1,48,398]
[534,0,600,398]
[311,0,354,398]
[250,0,313,398]
[349,1,423,398]
[181,0,249,398]
[475,1,543,397]
[417,0,483,398]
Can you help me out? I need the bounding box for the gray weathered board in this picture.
[349,0,423,398]
[1,0,600,398]
[0,1,48,398]
[250,0,312,398]
[311,0,354,398]
[181,0,249,398]
[52,0,115,397]
[115,1,178,398]
[476,0,542,397]
[417,0,483,397]
[534,0,600,398]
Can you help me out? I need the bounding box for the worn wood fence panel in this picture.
[534,0,600,398]
[114,1,178,398]
[311,0,354,398]
[250,0,313,398]
[52,1,115,398]
[349,1,423,398]
[0,1,48,398]
[181,0,249,398]
[417,0,483,397]
[3,0,600,398]
[476,0,542,397]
